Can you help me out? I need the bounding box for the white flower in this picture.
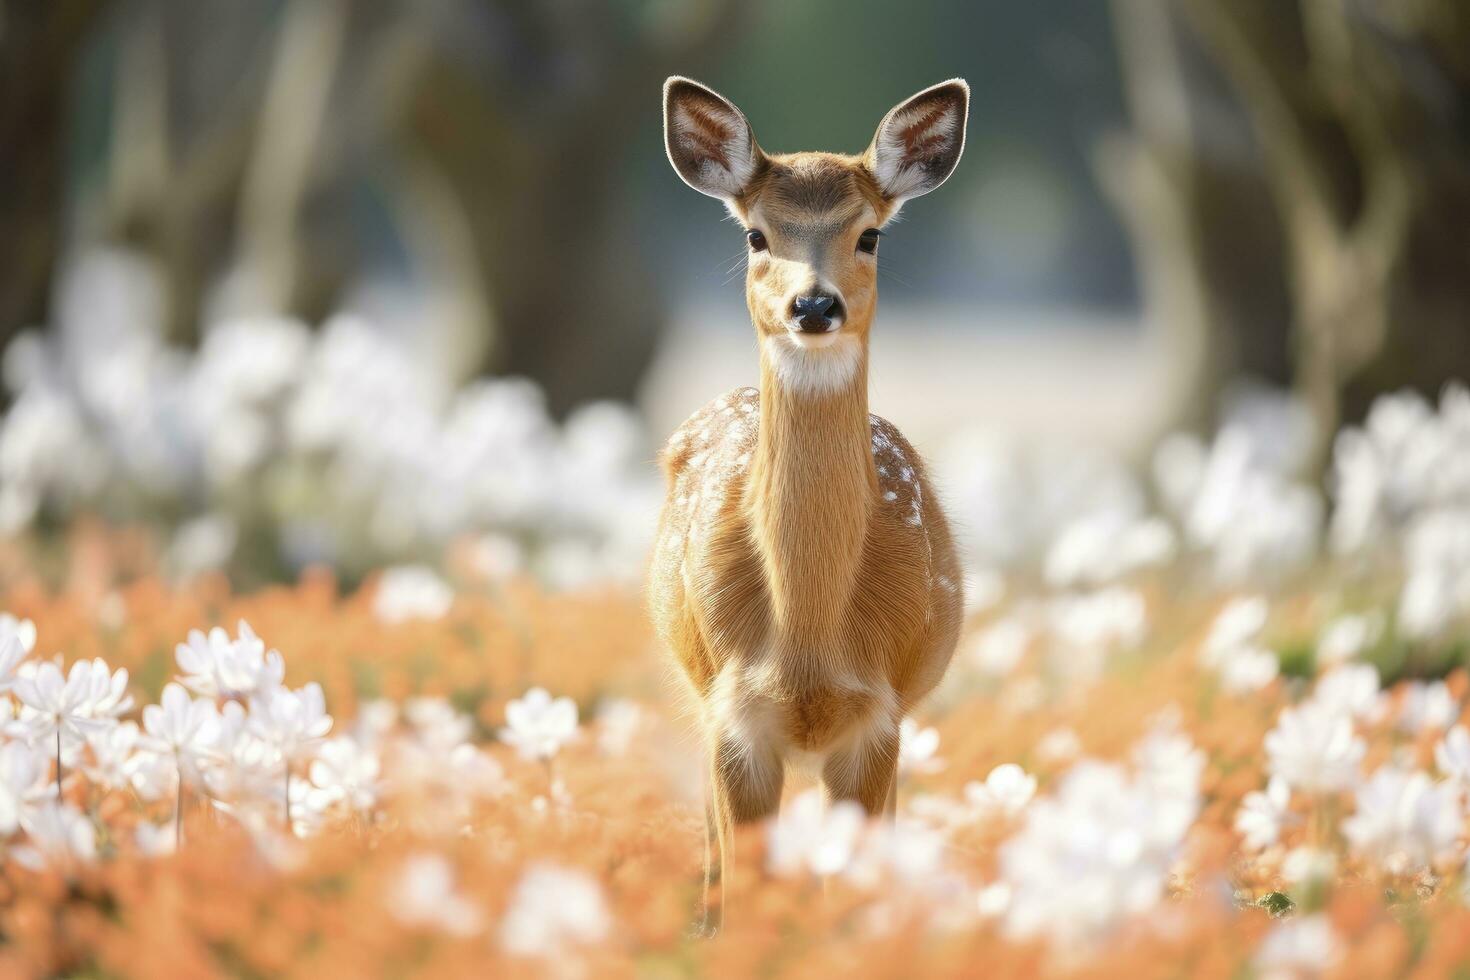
[0,613,36,655]
[373,565,454,624]
[219,620,286,696]
[248,682,333,763]
[142,683,221,772]
[1035,727,1081,765]
[1398,680,1458,734]
[768,788,868,877]
[1132,722,1205,805]
[1046,588,1148,672]
[1043,512,1175,588]
[845,818,951,891]
[174,621,284,699]
[904,792,973,832]
[1219,647,1280,694]
[1316,612,1381,666]
[898,718,944,775]
[134,821,178,857]
[964,617,1032,677]
[1312,664,1382,722]
[998,752,1198,947]
[1265,701,1365,793]
[448,742,508,792]
[168,513,237,577]
[80,658,133,723]
[1255,914,1340,980]
[0,740,47,835]
[174,627,233,693]
[388,854,482,936]
[976,881,1011,918]
[126,749,176,802]
[85,719,146,791]
[1435,725,1470,783]
[13,802,96,870]
[499,863,611,957]
[1202,597,1269,667]
[1397,510,1470,640]
[964,764,1037,819]
[404,696,472,751]
[1160,425,1322,584]
[1199,597,1279,693]
[288,778,335,838]
[1399,567,1460,640]
[0,632,26,692]
[200,701,276,801]
[1342,765,1461,874]
[352,699,399,747]
[309,736,380,812]
[1328,389,1447,556]
[500,687,578,761]
[1235,777,1292,851]
[1281,847,1336,886]
[13,659,118,743]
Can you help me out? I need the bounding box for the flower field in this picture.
[2,496,1470,977]
[5,260,1470,976]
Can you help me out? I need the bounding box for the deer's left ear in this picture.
[865,79,969,204]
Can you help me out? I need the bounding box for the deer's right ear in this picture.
[664,77,763,201]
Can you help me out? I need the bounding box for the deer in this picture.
[649,76,968,932]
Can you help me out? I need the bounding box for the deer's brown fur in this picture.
[651,76,968,931]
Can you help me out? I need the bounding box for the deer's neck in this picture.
[748,336,877,646]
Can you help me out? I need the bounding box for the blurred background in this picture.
[2,0,1468,590]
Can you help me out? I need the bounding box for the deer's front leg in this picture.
[701,728,783,935]
[821,717,899,818]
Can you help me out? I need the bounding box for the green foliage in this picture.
[1274,641,1315,680]
[1257,891,1295,918]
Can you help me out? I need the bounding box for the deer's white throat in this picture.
[762,331,863,396]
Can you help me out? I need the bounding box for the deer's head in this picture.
[664,76,968,386]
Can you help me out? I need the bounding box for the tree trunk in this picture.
[1109,0,1470,467]
[0,1,107,376]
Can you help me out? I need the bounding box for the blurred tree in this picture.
[0,1,108,365]
[0,0,744,414]
[374,0,745,411]
[1106,0,1470,467]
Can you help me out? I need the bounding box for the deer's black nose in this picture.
[790,294,840,332]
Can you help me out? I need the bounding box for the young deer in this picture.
[651,77,967,929]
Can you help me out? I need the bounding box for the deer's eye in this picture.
[746,230,768,252]
[857,228,881,254]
